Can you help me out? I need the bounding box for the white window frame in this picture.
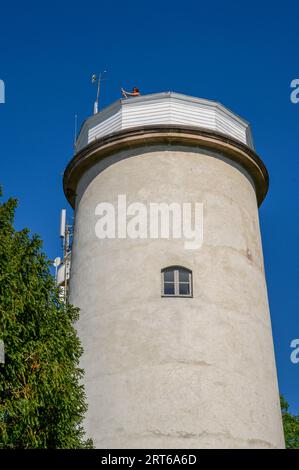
[161,267,192,298]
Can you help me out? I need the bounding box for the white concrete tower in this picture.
[63,92,285,449]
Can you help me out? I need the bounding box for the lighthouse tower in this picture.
[63,92,284,449]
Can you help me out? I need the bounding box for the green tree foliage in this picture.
[281,395,299,449]
[0,190,92,448]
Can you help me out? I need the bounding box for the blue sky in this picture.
[1,1,299,412]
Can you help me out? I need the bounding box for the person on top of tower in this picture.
[121,87,140,99]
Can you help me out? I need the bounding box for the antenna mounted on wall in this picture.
[60,208,66,239]
[56,209,72,304]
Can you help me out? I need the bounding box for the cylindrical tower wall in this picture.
[68,142,284,449]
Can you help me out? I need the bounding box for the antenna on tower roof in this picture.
[74,114,78,151]
[92,69,107,115]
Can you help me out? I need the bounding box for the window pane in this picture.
[164,282,175,295]
[179,283,190,296]
[179,269,190,282]
[164,270,174,282]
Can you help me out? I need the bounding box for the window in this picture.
[161,266,192,297]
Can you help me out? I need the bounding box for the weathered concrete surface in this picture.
[69,145,285,449]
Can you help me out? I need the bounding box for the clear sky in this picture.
[1,1,298,412]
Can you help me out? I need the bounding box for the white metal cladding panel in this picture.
[121,100,172,128]
[76,95,251,152]
[76,124,89,151]
[169,100,216,129]
[215,109,247,144]
[88,110,122,143]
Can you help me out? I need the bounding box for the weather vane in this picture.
[92,69,107,114]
